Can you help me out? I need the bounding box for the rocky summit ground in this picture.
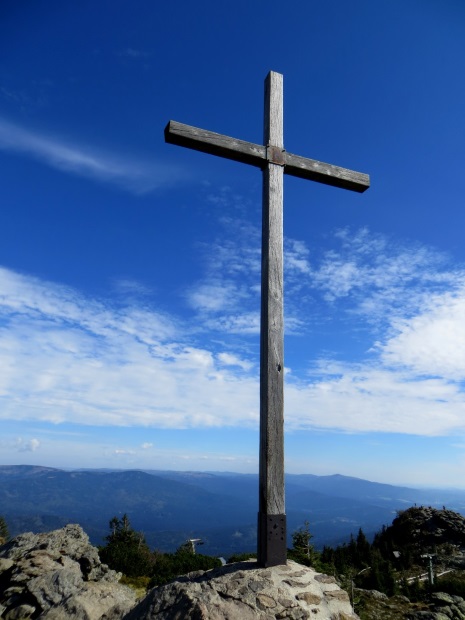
[0,525,359,620]
[4,522,465,619]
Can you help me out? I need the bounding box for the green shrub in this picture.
[119,575,151,597]
[150,549,222,587]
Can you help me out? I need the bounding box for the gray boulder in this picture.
[123,559,360,619]
[0,524,136,620]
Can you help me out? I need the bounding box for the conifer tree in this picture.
[290,521,315,566]
[99,514,154,577]
[356,528,371,566]
[0,516,9,544]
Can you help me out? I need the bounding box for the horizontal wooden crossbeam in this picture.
[284,151,369,192]
[165,121,266,168]
[165,120,370,193]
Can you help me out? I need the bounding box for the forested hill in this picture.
[2,465,465,557]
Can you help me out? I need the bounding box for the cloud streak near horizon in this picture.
[0,117,184,194]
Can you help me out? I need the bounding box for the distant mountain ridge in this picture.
[2,465,465,557]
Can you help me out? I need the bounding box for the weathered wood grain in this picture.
[284,151,370,192]
[164,121,266,168]
[264,71,283,148]
[258,72,286,567]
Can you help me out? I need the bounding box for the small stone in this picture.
[256,592,277,609]
[450,605,465,620]
[284,579,310,588]
[249,579,265,592]
[314,574,337,584]
[291,570,308,578]
[277,610,311,619]
[391,594,410,604]
[323,589,350,602]
[431,592,456,605]
[358,588,388,601]
[0,558,14,573]
[4,604,37,620]
[2,587,24,597]
[185,569,204,579]
[295,592,322,605]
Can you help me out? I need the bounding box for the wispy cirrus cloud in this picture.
[186,194,461,346]
[309,228,460,316]
[185,193,310,335]
[0,117,184,194]
[119,48,151,58]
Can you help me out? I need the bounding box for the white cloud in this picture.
[119,48,150,58]
[381,288,465,379]
[204,312,261,335]
[0,431,258,471]
[286,363,464,435]
[186,205,309,335]
[0,267,259,429]
[112,279,153,297]
[309,228,458,315]
[185,229,262,334]
[217,352,253,371]
[187,282,245,313]
[3,225,465,438]
[15,438,41,452]
[0,117,184,194]
[285,239,311,276]
[0,266,177,343]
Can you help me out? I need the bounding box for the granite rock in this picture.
[0,525,136,620]
[123,559,360,619]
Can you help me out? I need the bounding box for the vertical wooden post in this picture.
[258,71,286,567]
[165,69,369,568]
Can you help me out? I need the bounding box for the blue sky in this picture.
[1,0,465,488]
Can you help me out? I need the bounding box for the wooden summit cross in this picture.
[165,71,370,567]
